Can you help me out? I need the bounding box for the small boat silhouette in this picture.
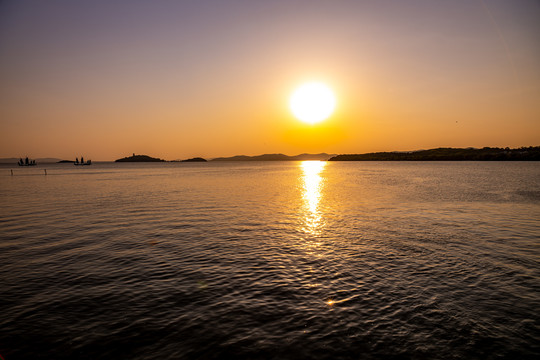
[74,156,92,166]
[18,157,36,166]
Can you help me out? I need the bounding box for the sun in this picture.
[290,82,336,124]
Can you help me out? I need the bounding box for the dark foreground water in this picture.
[0,161,539,359]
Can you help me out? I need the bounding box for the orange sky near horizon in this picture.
[1,0,539,161]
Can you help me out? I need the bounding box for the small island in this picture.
[115,154,165,162]
[179,157,207,162]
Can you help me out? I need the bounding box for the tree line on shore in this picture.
[329,147,540,161]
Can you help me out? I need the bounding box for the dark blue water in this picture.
[1,161,539,359]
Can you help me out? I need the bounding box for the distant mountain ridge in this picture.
[3,147,538,163]
[0,157,61,164]
[178,157,207,162]
[329,147,540,161]
[211,153,335,161]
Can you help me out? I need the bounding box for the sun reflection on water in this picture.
[300,161,326,235]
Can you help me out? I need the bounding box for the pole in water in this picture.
[11,169,13,176]
[44,169,47,175]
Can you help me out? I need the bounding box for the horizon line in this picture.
[2,145,539,163]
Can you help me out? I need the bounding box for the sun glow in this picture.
[290,82,336,124]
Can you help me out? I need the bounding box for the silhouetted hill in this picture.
[0,157,62,164]
[329,147,540,161]
[293,153,336,160]
[115,154,165,162]
[211,153,334,161]
[179,157,207,162]
[0,158,19,164]
[38,158,63,163]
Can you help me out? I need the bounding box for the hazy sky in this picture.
[1,0,539,160]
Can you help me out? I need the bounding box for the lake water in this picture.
[0,161,539,359]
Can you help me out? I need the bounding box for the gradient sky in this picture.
[1,0,539,160]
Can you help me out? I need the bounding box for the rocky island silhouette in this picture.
[179,157,207,162]
[115,154,165,162]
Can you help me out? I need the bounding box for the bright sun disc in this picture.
[290,82,336,124]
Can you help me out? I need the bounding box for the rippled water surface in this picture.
[1,161,539,359]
